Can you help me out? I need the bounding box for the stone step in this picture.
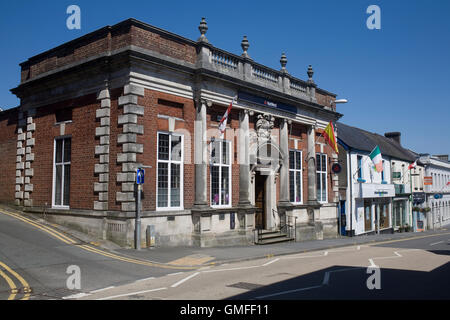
[256,236,294,245]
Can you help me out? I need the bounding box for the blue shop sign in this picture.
[238,91,297,114]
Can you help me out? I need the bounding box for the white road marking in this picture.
[430,241,444,246]
[262,258,280,267]
[90,286,115,294]
[255,285,322,299]
[134,277,155,283]
[170,272,200,288]
[323,272,330,285]
[62,292,92,299]
[368,259,377,267]
[203,265,260,273]
[96,287,167,300]
[167,272,183,276]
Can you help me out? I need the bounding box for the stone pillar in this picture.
[279,118,290,204]
[23,109,36,207]
[307,125,318,204]
[193,99,208,207]
[94,86,111,211]
[238,110,251,206]
[116,84,145,212]
[15,111,26,206]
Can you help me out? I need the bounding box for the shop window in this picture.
[53,137,71,207]
[157,132,183,210]
[289,150,302,204]
[316,153,327,203]
[210,139,231,207]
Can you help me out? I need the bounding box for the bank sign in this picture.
[238,91,297,114]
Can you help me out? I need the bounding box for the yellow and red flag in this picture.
[323,121,339,154]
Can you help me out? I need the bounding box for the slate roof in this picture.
[337,122,416,162]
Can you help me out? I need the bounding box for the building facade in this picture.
[0,18,343,247]
[419,154,450,229]
[337,125,420,236]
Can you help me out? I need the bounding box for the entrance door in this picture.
[255,173,266,230]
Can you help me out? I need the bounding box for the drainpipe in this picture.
[348,149,353,237]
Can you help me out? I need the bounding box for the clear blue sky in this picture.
[1,0,449,156]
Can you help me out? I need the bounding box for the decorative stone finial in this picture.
[307,65,314,82]
[280,53,288,73]
[241,36,250,58]
[198,17,208,42]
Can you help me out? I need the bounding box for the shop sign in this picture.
[238,91,297,114]
[424,176,433,185]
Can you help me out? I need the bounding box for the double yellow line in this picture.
[0,209,197,271]
[0,261,31,300]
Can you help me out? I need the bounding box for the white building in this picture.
[419,154,450,229]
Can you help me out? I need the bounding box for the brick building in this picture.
[0,18,342,247]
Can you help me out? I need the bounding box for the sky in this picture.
[0,0,449,156]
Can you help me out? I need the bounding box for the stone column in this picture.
[94,85,111,211]
[15,111,26,206]
[193,99,208,207]
[238,110,251,206]
[307,125,317,204]
[278,118,290,204]
[23,109,36,207]
[116,84,145,212]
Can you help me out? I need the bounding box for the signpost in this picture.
[135,166,151,250]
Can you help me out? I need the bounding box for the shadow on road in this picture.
[227,262,450,300]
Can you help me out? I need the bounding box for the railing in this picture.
[210,50,238,70]
[252,65,279,83]
[290,79,307,93]
[274,209,297,241]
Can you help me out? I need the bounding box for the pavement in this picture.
[3,204,448,267]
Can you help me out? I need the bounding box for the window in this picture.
[316,153,327,203]
[357,155,363,180]
[210,139,231,207]
[53,137,71,207]
[157,133,183,210]
[289,150,302,203]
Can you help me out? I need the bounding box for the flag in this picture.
[218,96,236,136]
[447,181,450,186]
[369,145,383,173]
[408,160,417,170]
[323,121,339,154]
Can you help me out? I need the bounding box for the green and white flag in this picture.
[369,145,383,173]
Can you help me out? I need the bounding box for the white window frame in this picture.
[316,153,328,203]
[52,136,71,209]
[210,139,232,208]
[289,149,303,204]
[156,132,184,211]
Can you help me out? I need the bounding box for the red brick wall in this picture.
[20,21,197,83]
[0,109,19,204]
[130,26,196,64]
[138,89,195,211]
[31,94,98,209]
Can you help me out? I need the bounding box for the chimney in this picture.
[385,132,401,145]
[433,154,449,162]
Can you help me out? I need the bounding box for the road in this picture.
[0,209,195,300]
[1,207,449,300]
[78,232,450,300]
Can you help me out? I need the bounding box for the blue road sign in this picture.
[136,168,145,184]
